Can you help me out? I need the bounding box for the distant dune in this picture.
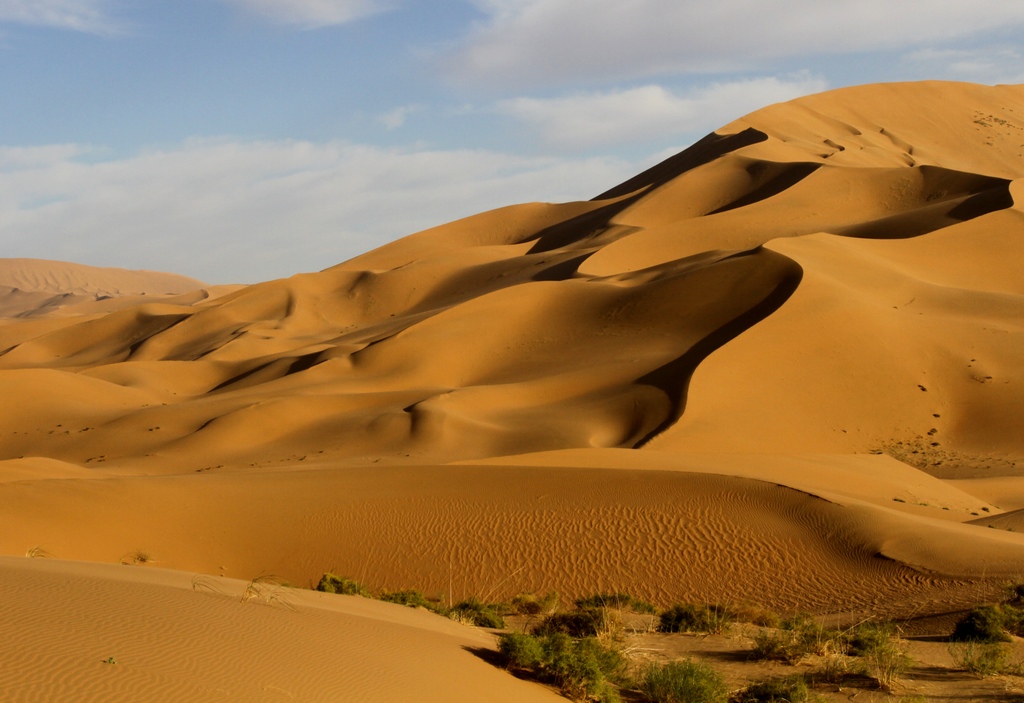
[1,81,1023,701]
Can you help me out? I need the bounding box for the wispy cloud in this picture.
[0,0,122,34]
[220,0,392,28]
[497,74,827,150]
[453,0,1024,87]
[0,138,635,283]
[903,47,1024,85]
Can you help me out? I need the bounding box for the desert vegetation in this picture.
[312,574,1024,701]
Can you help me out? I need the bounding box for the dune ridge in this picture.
[2,80,1024,701]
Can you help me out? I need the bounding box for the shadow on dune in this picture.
[633,248,804,448]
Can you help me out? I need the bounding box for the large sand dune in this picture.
[2,81,1024,700]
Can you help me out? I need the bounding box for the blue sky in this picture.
[2,0,1023,283]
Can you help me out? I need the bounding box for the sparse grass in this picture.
[637,659,728,703]
[316,573,371,597]
[241,574,295,610]
[379,589,448,614]
[948,641,1016,677]
[450,597,505,628]
[119,550,155,565]
[856,628,911,692]
[25,546,54,558]
[575,592,656,615]
[659,603,732,635]
[534,607,608,638]
[507,591,559,616]
[749,614,839,664]
[733,675,810,703]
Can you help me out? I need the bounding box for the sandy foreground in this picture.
[1,80,1024,700]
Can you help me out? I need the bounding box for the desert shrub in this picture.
[750,615,838,663]
[542,633,623,703]
[659,603,732,634]
[315,573,370,597]
[951,605,1012,643]
[733,675,809,703]
[509,591,559,616]
[1005,581,1024,604]
[729,603,780,628]
[534,607,608,638]
[450,597,505,628]
[846,621,897,656]
[948,641,1015,677]
[857,633,911,691]
[498,632,544,670]
[637,660,728,703]
[498,631,624,702]
[575,592,656,614]
[379,589,447,614]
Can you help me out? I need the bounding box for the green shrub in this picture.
[315,573,370,597]
[733,675,809,703]
[858,635,911,691]
[498,631,624,702]
[659,603,732,634]
[574,592,656,614]
[638,660,728,703]
[534,607,607,637]
[951,606,1012,643]
[497,632,544,670]
[451,597,505,628]
[509,591,559,616]
[749,615,839,663]
[379,589,447,614]
[846,621,896,656]
[542,633,623,703]
[948,641,1015,677]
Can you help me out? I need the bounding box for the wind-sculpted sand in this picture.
[2,81,1024,700]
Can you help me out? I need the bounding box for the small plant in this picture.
[379,589,448,614]
[241,574,295,610]
[575,592,656,614]
[509,591,559,616]
[857,631,911,691]
[733,675,809,703]
[498,632,545,669]
[948,641,1015,677]
[951,605,1012,643]
[846,620,897,656]
[120,550,154,565]
[450,597,505,628]
[659,603,732,634]
[496,631,624,702]
[750,615,839,663]
[637,659,728,703]
[25,546,54,558]
[316,573,370,597]
[534,607,607,638]
[101,656,117,665]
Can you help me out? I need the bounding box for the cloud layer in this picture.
[455,0,1024,87]
[0,140,634,283]
[0,0,118,33]
[498,75,827,149]
[221,0,390,28]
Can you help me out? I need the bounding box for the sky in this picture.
[1,1,1023,283]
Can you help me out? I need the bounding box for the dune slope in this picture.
[1,82,1024,701]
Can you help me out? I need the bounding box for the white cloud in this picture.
[379,104,423,130]
[903,47,1024,85]
[497,75,828,150]
[0,0,120,33]
[0,138,635,283]
[453,0,1024,87]
[220,0,390,28]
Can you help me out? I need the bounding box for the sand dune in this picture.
[2,81,1024,700]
